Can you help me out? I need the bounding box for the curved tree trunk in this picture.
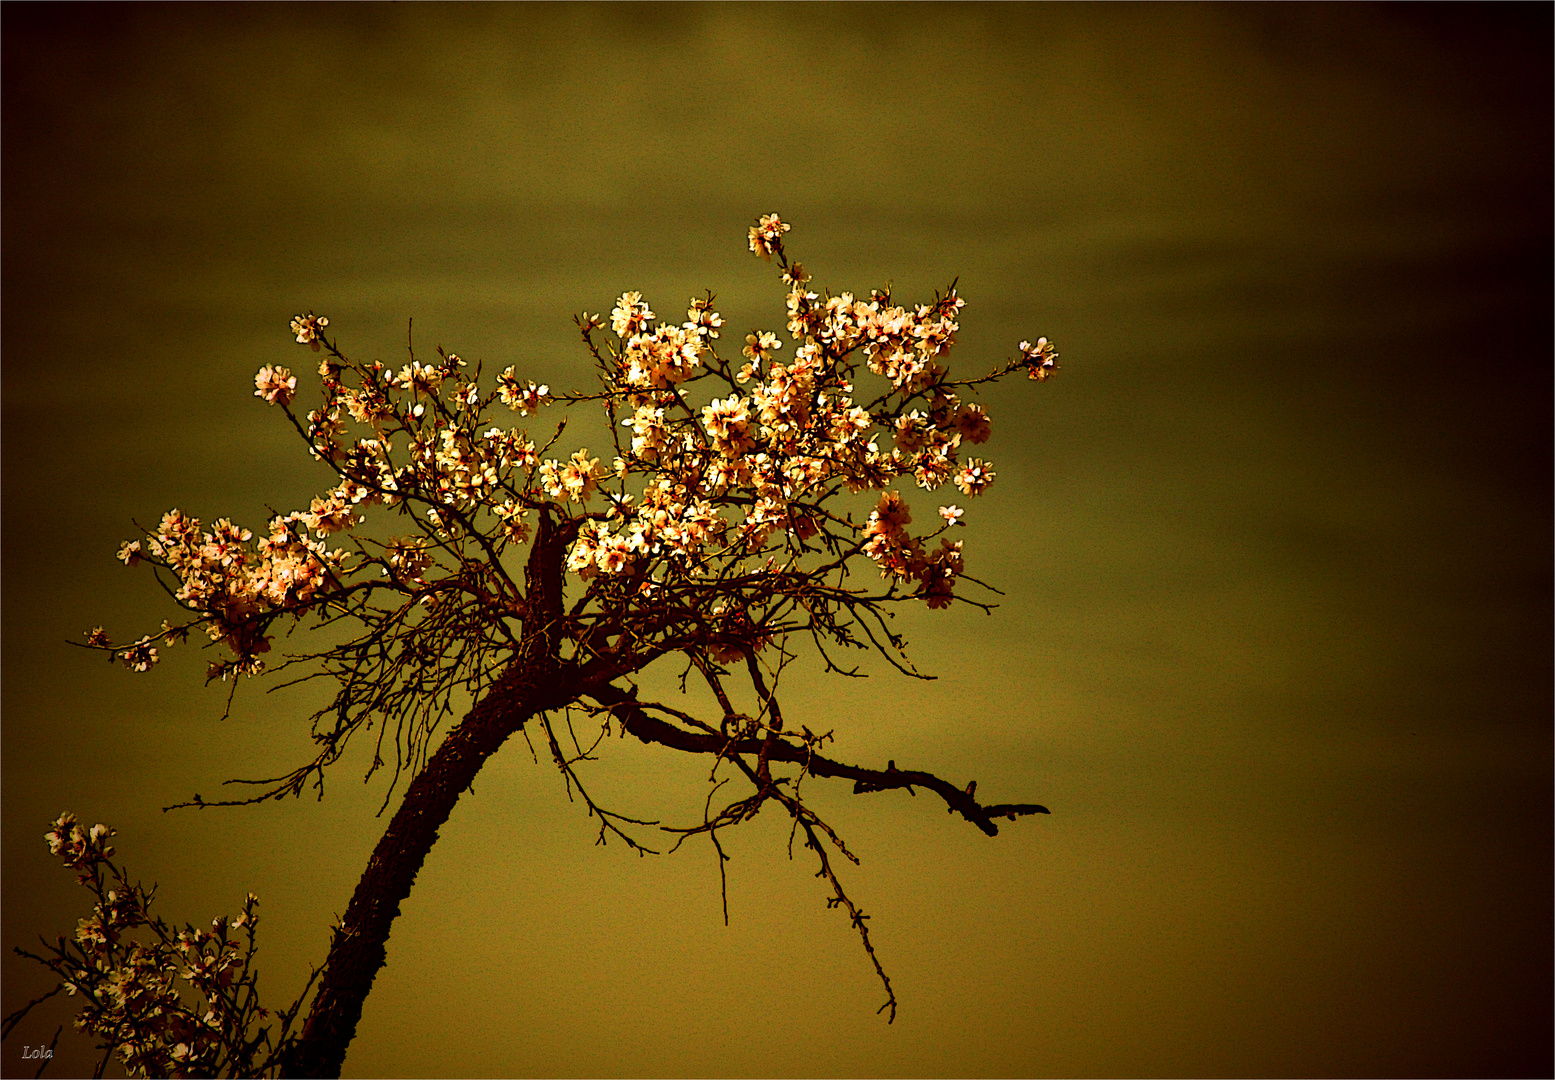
[280,672,549,1077]
[283,514,577,1078]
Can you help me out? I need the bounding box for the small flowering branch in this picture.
[45,213,1066,1075]
[4,814,315,1079]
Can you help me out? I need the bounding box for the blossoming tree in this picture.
[9,215,1061,1078]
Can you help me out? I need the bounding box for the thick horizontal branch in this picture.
[587,684,1048,837]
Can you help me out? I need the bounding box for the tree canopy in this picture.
[11,215,1061,1078]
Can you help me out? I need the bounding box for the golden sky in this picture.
[3,5,1550,1077]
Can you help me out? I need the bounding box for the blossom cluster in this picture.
[860,491,966,607]
[541,214,1058,609]
[97,213,1060,677]
[612,293,712,390]
[110,348,559,671]
[291,312,328,349]
[1020,337,1058,379]
[114,504,357,675]
[748,213,790,261]
[46,811,116,875]
[31,815,276,1079]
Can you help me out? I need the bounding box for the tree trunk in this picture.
[280,668,557,1077]
[284,513,576,1078]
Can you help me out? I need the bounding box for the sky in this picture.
[3,5,1550,1077]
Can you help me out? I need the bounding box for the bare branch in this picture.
[590,684,1048,836]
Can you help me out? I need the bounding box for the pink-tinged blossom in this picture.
[611,292,654,337]
[866,490,912,538]
[918,540,965,609]
[306,407,347,464]
[892,411,927,453]
[685,296,723,339]
[342,388,393,425]
[931,537,964,576]
[938,505,965,526]
[922,573,956,609]
[44,812,77,857]
[952,403,992,444]
[75,913,111,954]
[748,213,790,261]
[567,525,602,577]
[301,494,357,536]
[702,395,756,457]
[117,540,143,567]
[119,637,159,672]
[45,813,116,868]
[624,405,669,460]
[493,500,531,544]
[540,449,601,503]
[496,368,549,415]
[208,519,253,566]
[954,459,996,497]
[785,286,821,338]
[620,323,701,389]
[385,537,433,579]
[863,530,923,583]
[743,331,782,363]
[254,366,297,406]
[911,428,962,491]
[86,627,112,648]
[1020,338,1058,380]
[290,312,329,349]
[151,509,199,559]
[395,361,443,396]
[451,381,480,410]
[595,532,633,575]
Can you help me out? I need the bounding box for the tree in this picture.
[8,214,1062,1078]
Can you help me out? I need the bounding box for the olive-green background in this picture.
[3,5,1550,1077]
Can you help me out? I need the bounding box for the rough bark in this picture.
[283,513,575,1078]
[281,680,540,1076]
